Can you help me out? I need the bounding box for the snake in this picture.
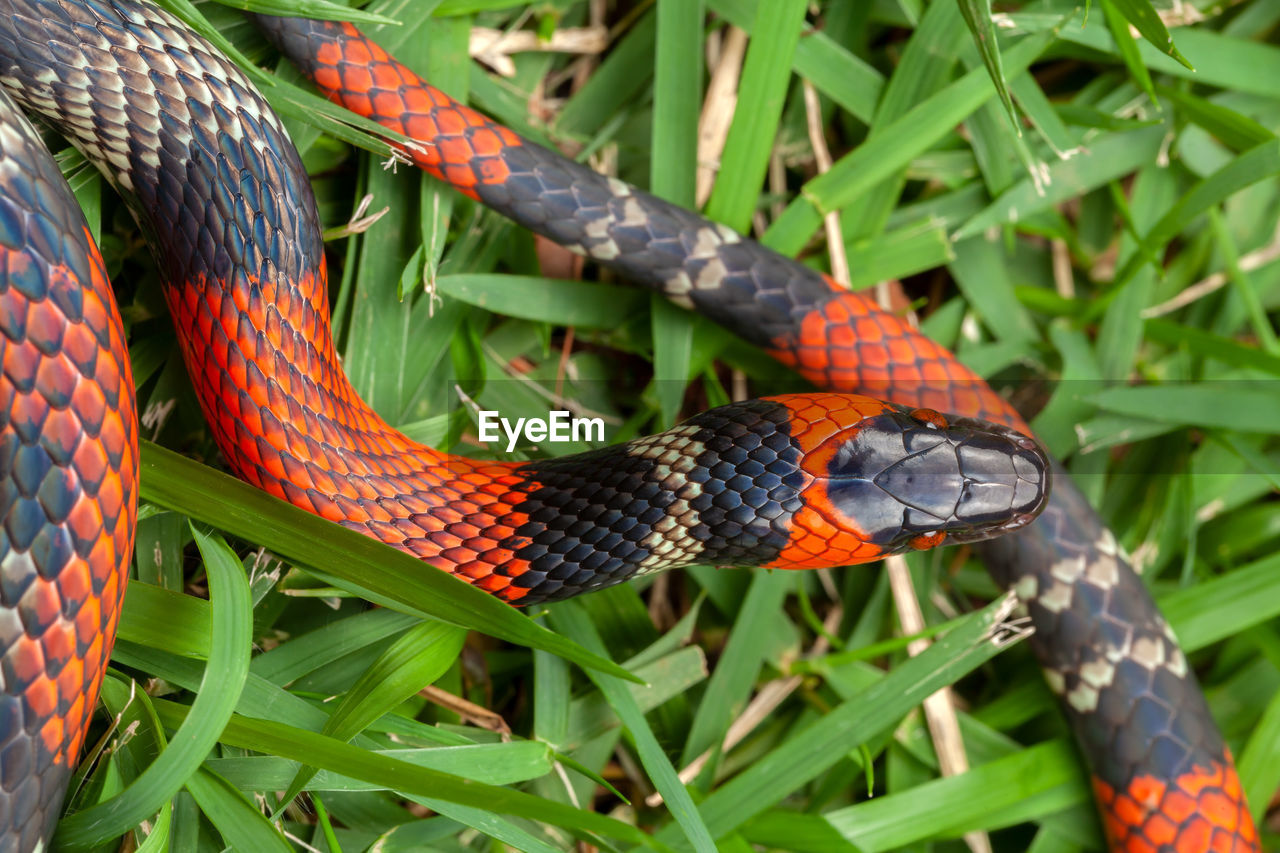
[0,1,1259,851]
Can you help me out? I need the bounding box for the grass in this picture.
[55,0,1280,850]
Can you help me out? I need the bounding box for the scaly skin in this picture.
[252,14,1261,852]
[0,1,1053,847]
[0,88,136,850]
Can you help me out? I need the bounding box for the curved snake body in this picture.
[0,2,1260,851]
[0,85,135,853]
[255,15,1261,852]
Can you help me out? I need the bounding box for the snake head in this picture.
[811,405,1051,553]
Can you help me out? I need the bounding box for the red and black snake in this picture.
[0,1,1260,851]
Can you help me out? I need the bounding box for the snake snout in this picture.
[824,410,1049,551]
[937,419,1050,542]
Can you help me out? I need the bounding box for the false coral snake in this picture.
[0,1,1259,851]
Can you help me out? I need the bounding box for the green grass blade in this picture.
[185,768,293,852]
[1101,0,1158,106]
[213,0,400,24]
[705,0,883,123]
[764,25,1058,256]
[251,609,422,685]
[1156,85,1275,153]
[210,741,554,790]
[953,125,1165,240]
[679,572,788,767]
[551,601,717,853]
[56,528,253,849]
[817,741,1087,851]
[1086,385,1280,434]
[1106,0,1193,69]
[1111,140,1280,290]
[646,0,703,425]
[957,0,1019,131]
[658,595,1023,845]
[704,0,808,232]
[131,799,172,853]
[437,274,644,326]
[275,620,466,812]
[1239,688,1280,826]
[1160,551,1280,650]
[555,10,657,137]
[150,700,660,848]
[652,0,702,207]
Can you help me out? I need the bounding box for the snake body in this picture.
[0,1,1260,851]
[258,15,1261,853]
[0,86,135,853]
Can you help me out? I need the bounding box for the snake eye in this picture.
[910,408,948,430]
